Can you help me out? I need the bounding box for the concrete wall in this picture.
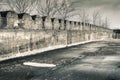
[31,15,42,30]
[0,11,113,32]
[0,29,113,55]
[7,11,18,29]
[0,11,113,55]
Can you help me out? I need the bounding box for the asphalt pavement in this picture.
[0,40,120,80]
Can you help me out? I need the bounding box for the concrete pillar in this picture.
[76,22,79,30]
[57,19,62,30]
[23,13,33,29]
[66,21,71,30]
[44,17,52,29]
[63,20,67,30]
[89,24,92,31]
[74,22,78,30]
[7,11,18,29]
[0,11,8,28]
[84,23,87,30]
[0,14,2,28]
[64,20,67,30]
[87,23,89,30]
[69,21,72,30]
[31,15,42,30]
[58,19,64,30]
[70,21,75,30]
[7,11,14,28]
[88,23,91,31]
[53,18,59,30]
[18,13,33,29]
[74,22,77,30]
[81,22,84,30]
[78,22,81,30]
[79,22,83,30]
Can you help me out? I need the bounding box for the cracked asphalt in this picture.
[0,40,120,80]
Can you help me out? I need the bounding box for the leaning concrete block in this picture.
[18,13,32,29]
[31,15,42,30]
[7,11,18,29]
[44,17,52,29]
[53,18,59,30]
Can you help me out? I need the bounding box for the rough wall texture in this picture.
[0,11,113,55]
[0,29,113,55]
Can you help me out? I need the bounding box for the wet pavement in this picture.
[0,40,120,80]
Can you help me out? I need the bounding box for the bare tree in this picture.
[57,0,77,30]
[57,0,76,20]
[78,9,90,23]
[78,9,90,28]
[36,0,76,30]
[98,14,103,26]
[5,0,37,13]
[92,10,101,25]
[36,0,59,17]
[103,17,110,28]
[36,0,76,19]
[78,9,91,30]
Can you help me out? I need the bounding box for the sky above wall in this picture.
[0,0,120,29]
[73,0,120,29]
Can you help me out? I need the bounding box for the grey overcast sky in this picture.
[1,0,120,29]
[73,0,120,29]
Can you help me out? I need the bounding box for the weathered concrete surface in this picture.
[0,39,120,80]
[0,29,111,57]
[0,40,98,62]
